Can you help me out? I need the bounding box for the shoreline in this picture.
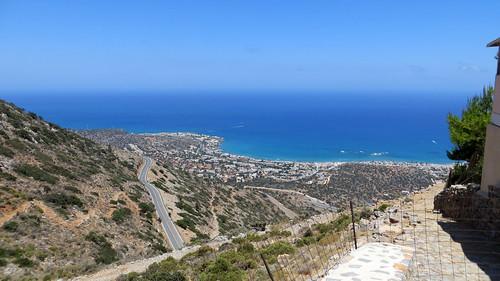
[138,130,453,167]
[80,128,451,207]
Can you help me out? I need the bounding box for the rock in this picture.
[467,183,480,192]
[388,207,398,213]
[277,254,290,265]
[359,218,370,227]
[409,215,421,225]
[389,217,399,224]
[451,184,467,190]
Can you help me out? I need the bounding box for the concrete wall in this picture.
[481,124,500,193]
[494,78,500,114]
[481,69,500,194]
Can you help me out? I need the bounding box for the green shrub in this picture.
[110,171,132,187]
[236,242,255,255]
[268,229,291,238]
[44,192,83,208]
[357,207,372,220]
[20,214,41,227]
[139,202,155,214]
[147,271,185,281]
[14,164,58,184]
[245,233,264,242]
[0,246,22,259]
[112,208,132,223]
[13,257,35,267]
[95,244,119,265]
[127,190,142,202]
[0,172,16,181]
[139,202,155,219]
[5,139,26,150]
[44,164,77,180]
[142,257,186,281]
[34,151,52,163]
[0,129,9,140]
[303,228,313,237]
[331,214,351,231]
[8,120,24,130]
[65,186,81,194]
[176,218,195,230]
[15,129,32,141]
[219,249,256,270]
[152,243,167,253]
[378,203,390,212]
[86,231,107,245]
[194,245,214,257]
[200,257,245,281]
[295,236,316,247]
[38,127,61,145]
[85,232,118,265]
[0,145,14,158]
[193,232,210,242]
[3,221,18,232]
[260,241,296,264]
[27,112,39,120]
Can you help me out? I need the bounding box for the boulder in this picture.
[389,216,399,224]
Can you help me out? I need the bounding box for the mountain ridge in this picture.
[0,100,168,280]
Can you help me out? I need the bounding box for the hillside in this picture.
[0,100,167,280]
[146,160,290,242]
[0,100,308,280]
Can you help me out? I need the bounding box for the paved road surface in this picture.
[139,157,184,250]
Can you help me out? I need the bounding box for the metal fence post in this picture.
[260,253,275,281]
[349,201,358,249]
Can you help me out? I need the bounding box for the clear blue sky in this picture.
[0,1,498,93]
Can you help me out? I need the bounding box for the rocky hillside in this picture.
[146,160,289,242]
[0,100,167,280]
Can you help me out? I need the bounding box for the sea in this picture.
[2,91,467,164]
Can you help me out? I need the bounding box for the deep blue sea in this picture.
[2,92,467,163]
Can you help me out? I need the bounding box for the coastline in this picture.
[139,130,453,167]
[81,128,451,209]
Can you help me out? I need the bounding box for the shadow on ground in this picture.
[439,220,500,280]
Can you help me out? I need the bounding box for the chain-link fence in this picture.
[254,185,500,281]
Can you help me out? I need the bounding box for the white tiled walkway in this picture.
[322,243,414,281]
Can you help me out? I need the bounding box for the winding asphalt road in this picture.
[139,157,184,250]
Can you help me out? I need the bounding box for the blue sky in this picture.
[0,1,498,93]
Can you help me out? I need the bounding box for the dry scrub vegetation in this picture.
[0,100,167,280]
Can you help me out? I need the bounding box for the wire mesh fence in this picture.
[253,185,500,281]
[254,212,356,281]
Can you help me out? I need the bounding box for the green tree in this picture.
[447,86,494,184]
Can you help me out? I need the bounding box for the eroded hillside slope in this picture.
[0,100,166,280]
[146,160,290,242]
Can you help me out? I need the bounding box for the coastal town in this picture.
[80,129,451,207]
[80,129,324,182]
